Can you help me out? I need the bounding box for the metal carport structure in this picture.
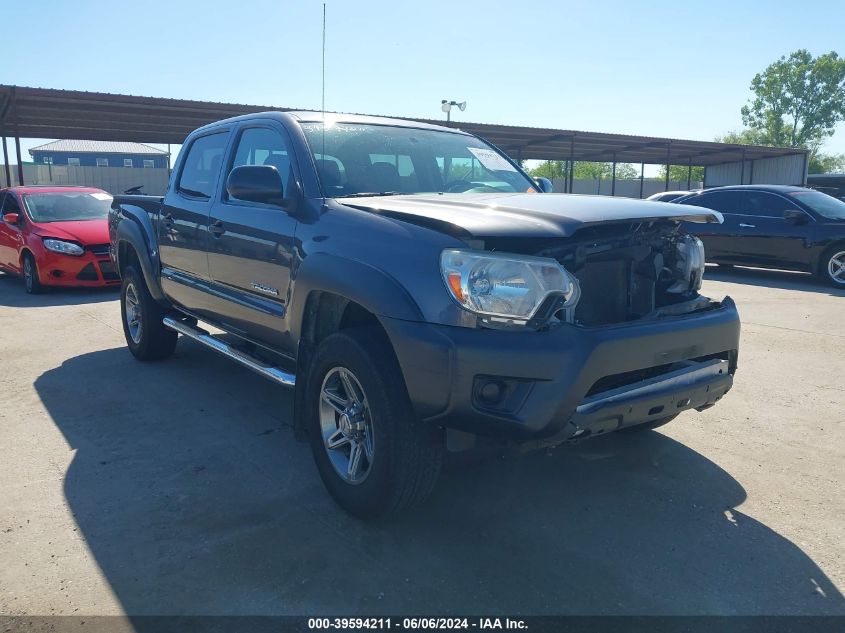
[0,84,808,192]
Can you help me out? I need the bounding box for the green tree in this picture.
[572,161,638,179]
[808,152,845,174]
[529,161,638,181]
[529,160,567,179]
[741,49,845,152]
[714,129,765,145]
[656,164,705,183]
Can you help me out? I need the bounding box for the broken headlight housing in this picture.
[440,249,580,321]
[667,234,705,294]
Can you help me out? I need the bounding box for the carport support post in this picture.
[740,148,747,184]
[611,155,617,196]
[687,158,692,190]
[14,136,23,186]
[1,136,10,187]
[568,137,575,193]
[664,142,671,191]
[639,162,645,199]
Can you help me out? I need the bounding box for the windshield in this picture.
[22,191,113,223]
[789,190,845,220]
[299,122,538,197]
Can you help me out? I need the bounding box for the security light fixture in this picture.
[441,100,466,122]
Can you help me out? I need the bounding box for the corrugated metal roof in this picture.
[0,84,807,167]
[28,139,167,155]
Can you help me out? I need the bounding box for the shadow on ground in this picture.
[34,342,845,617]
[705,264,845,297]
[0,271,118,307]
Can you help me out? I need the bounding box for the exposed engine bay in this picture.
[480,221,711,328]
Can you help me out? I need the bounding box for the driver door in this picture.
[0,193,24,272]
[206,123,300,354]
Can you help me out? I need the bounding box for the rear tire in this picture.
[120,265,177,361]
[307,329,444,518]
[819,244,845,287]
[22,253,45,294]
[619,414,679,434]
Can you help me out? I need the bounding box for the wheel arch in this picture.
[113,212,166,302]
[293,289,405,441]
[819,240,845,283]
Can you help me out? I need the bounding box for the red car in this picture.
[0,185,119,293]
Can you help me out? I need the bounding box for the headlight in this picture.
[669,235,705,293]
[43,239,85,256]
[440,249,580,321]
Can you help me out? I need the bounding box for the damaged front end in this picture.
[481,221,718,329]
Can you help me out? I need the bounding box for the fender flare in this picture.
[289,252,424,343]
[114,204,166,302]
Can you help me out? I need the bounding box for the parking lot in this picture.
[0,266,843,616]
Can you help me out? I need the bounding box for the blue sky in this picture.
[5,0,845,167]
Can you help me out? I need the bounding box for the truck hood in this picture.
[343,192,722,238]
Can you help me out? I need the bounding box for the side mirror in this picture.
[226,165,284,205]
[784,209,808,224]
[534,177,554,193]
[2,213,19,224]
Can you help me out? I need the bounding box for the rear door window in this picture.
[683,191,744,215]
[177,132,229,199]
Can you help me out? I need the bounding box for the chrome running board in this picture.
[162,316,295,387]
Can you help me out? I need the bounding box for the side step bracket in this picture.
[162,316,295,387]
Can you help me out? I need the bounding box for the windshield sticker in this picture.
[468,147,517,172]
[90,192,113,200]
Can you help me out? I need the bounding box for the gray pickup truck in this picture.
[109,111,740,517]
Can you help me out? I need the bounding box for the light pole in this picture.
[441,100,466,122]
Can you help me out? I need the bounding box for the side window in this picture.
[228,127,294,201]
[683,191,744,214]
[744,191,800,217]
[177,132,229,199]
[1,193,21,214]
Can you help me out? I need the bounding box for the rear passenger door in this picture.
[206,123,300,354]
[159,130,230,313]
[682,190,746,263]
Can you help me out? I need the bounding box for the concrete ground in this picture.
[0,266,843,617]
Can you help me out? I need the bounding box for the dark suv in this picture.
[109,111,740,517]
[676,185,845,286]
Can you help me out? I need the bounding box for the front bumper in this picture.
[381,297,740,443]
[37,249,120,288]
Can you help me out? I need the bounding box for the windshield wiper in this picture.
[335,192,402,198]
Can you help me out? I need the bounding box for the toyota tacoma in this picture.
[109,112,740,517]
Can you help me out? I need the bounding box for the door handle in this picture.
[209,220,226,237]
[738,223,756,228]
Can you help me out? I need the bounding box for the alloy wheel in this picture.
[828,250,845,285]
[124,282,143,344]
[318,366,375,485]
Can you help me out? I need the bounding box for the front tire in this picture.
[22,253,45,294]
[307,329,444,518]
[120,265,177,361]
[819,245,845,287]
